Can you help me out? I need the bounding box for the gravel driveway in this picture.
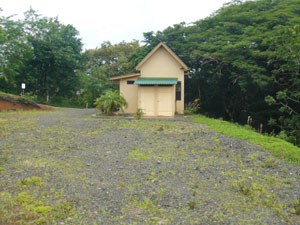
[0,108,299,224]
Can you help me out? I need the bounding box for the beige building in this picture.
[110,42,188,117]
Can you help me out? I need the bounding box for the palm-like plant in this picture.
[95,90,128,115]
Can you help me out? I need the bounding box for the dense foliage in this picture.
[135,0,300,146]
[265,25,300,145]
[0,9,84,102]
[81,41,139,106]
[1,0,300,146]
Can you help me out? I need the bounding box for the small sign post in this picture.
[21,83,25,96]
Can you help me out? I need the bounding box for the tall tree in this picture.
[81,41,139,106]
[136,0,300,146]
[23,9,84,99]
[87,41,139,78]
[0,9,32,93]
[265,25,300,145]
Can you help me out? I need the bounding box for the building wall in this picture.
[139,47,185,114]
[119,77,138,114]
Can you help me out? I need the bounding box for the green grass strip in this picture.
[192,115,300,165]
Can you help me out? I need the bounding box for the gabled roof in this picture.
[109,73,140,81]
[136,42,188,73]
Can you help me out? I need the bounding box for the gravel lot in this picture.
[0,108,299,224]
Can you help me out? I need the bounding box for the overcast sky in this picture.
[1,0,230,50]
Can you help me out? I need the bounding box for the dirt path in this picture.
[0,108,299,224]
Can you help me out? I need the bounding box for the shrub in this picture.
[184,98,200,115]
[136,108,144,119]
[95,90,128,115]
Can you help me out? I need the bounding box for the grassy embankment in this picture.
[0,91,84,109]
[0,92,40,108]
[192,115,300,165]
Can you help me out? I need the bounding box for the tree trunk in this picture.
[222,95,234,122]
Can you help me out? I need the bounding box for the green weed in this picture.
[188,201,197,210]
[0,190,75,224]
[19,176,44,186]
[261,157,279,169]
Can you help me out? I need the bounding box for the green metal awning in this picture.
[134,77,178,85]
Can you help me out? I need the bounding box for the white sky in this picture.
[1,0,230,50]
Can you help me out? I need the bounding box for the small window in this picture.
[176,81,181,101]
[127,80,135,85]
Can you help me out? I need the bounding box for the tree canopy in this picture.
[80,41,139,106]
[0,9,84,100]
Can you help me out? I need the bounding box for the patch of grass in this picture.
[230,172,288,217]
[192,115,300,165]
[46,101,84,109]
[19,176,44,187]
[293,199,300,215]
[124,197,166,224]
[261,157,279,169]
[188,201,197,210]
[0,115,37,137]
[0,190,75,224]
[128,147,151,161]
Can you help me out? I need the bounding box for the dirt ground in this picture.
[0,100,51,111]
[0,108,299,224]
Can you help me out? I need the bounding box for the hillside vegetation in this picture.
[1,0,299,146]
[139,0,300,147]
[192,115,300,165]
[0,92,40,111]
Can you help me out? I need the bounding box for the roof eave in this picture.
[109,73,141,81]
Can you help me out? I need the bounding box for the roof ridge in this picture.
[135,42,188,72]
